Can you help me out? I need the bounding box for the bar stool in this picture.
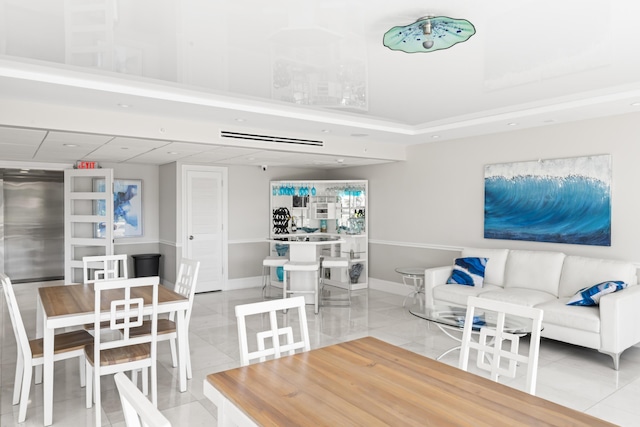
[283,261,320,314]
[262,256,288,299]
[320,257,351,306]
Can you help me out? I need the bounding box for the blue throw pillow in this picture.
[446,257,488,287]
[566,281,628,306]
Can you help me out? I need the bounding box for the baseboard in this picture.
[368,278,412,296]
[226,276,262,291]
[223,276,409,296]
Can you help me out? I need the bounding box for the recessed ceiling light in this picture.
[234,118,246,122]
[631,102,640,107]
[120,147,129,150]
[321,129,331,133]
[117,103,130,108]
[544,119,556,123]
[507,122,518,126]
[167,151,179,155]
[350,133,368,137]
[337,159,345,163]
[63,144,78,148]
[431,135,440,139]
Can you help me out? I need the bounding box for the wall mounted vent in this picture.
[220,131,323,147]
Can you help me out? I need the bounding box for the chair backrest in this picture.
[0,273,33,361]
[458,296,543,395]
[235,296,310,367]
[83,254,129,284]
[93,276,159,386]
[114,372,171,427]
[172,258,200,324]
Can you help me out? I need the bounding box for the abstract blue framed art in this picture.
[94,179,143,238]
[484,155,611,246]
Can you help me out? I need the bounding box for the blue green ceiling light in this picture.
[383,15,475,53]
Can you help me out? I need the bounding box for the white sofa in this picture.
[424,247,640,370]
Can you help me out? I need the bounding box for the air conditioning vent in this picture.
[220,131,323,147]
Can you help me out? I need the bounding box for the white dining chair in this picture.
[235,296,310,366]
[1,273,94,423]
[114,372,171,427]
[458,296,544,395]
[130,258,200,378]
[85,276,159,427]
[82,254,129,284]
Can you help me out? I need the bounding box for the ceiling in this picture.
[1,0,640,169]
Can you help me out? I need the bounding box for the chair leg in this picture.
[314,271,319,314]
[282,270,288,313]
[94,369,101,427]
[169,338,178,368]
[185,335,193,379]
[142,367,149,396]
[79,355,86,387]
[12,354,23,405]
[85,362,93,409]
[17,363,32,423]
[261,266,268,298]
[151,364,158,407]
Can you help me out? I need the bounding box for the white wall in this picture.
[330,113,640,277]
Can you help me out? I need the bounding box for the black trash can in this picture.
[132,253,161,278]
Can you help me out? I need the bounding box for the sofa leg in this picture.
[599,350,620,370]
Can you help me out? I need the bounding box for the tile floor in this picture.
[2,281,640,426]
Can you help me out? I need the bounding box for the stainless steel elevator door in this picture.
[3,170,64,283]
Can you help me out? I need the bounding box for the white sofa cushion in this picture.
[504,250,566,297]
[536,298,600,333]
[479,288,556,307]
[461,247,509,287]
[433,284,502,306]
[558,255,638,298]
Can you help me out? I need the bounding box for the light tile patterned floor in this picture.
[2,281,640,426]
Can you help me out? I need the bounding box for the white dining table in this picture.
[35,282,190,426]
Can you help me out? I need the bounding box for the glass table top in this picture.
[409,304,533,333]
[395,267,426,277]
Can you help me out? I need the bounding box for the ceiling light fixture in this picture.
[117,103,130,108]
[431,135,440,139]
[63,144,78,147]
[507,122,518,126]
[631,102,640,107]
[383,15,475,53]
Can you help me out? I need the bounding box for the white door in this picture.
[183,167,227,292]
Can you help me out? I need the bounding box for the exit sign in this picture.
[76,161,98,169]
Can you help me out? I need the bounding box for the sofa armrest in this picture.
[599,285,640,354]
[424,266,453,307]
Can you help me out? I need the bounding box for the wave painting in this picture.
[484,155,611,246]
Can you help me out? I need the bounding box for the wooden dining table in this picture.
[204,336,616,427]
[36,281,189,426]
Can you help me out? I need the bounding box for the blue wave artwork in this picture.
[484,155,611,246]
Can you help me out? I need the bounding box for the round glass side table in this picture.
[395,267,426,308]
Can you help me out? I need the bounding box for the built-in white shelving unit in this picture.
[269,179,368,290]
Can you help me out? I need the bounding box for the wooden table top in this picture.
[206,336,615,427]
[38,282,187,318]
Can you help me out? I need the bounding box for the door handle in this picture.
[189,235,194,240]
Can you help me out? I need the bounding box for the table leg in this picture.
[176,309,187,392]
[43,325,54,426]
[35,294,43,383]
